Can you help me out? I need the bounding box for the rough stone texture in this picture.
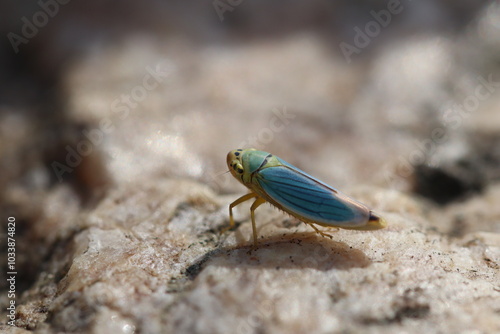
[1,1,500,334]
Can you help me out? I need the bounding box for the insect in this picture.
[224,148,386,246]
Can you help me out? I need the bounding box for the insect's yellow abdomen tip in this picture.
[367,212,387,230]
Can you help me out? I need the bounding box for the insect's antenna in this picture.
[212,170,230,177]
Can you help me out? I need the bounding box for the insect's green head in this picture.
[227,149,247,182]
[227,148,270,184]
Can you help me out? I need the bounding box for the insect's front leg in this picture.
[221,192,258,235]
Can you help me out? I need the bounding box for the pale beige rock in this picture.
[7,176,499,333]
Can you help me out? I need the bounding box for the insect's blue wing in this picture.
[256,163,368,225]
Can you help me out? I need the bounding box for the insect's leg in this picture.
[221,192,258,234]
[305,222,335,240]
[250,197,266,247]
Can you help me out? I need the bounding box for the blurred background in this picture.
[1,0,499,299]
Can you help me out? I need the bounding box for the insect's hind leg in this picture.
[304,222,336,240]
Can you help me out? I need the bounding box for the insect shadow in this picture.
[185,233,371,280]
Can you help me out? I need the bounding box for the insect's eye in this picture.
[232,162,244,174]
